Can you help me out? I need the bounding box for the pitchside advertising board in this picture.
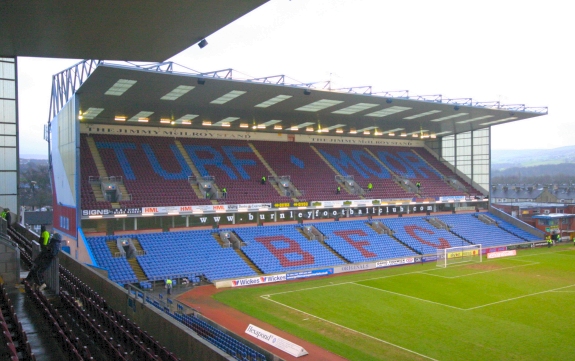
[227,257,422,288]
[245,324,308,358]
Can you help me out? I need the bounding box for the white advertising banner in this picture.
[245,324,308,357]
[230,274,286,287]
[376,257,415,268]
[438,196,466,202]
[486,250,517,259]
[333,263,377,274]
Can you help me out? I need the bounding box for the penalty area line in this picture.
[420,261,540,279]
[260,295,439,361]
[350,282,466,311]
[465,283,575,311]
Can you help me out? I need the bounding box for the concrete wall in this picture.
[0,237,20,285]
[59,252,235,361]
[489,205,545,239]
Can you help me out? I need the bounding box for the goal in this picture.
[436,244,482,268]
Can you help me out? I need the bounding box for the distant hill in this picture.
[20,153,48,160]
[492,145,575,169]
[491,146,575,183]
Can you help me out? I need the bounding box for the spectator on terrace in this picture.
[25,233,62,290]
[261,176,266,185]
[222,187,227,198]
[40,225,50,251]
[367,183,373,192]
[2,208,11,226]
[165,278,173,295]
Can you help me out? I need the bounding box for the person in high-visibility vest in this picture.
[546,235,553,248]
[367,183,373,192]
[416,181,421,190]
[165,278,173,295]
[222,187,227,198]
[40,225,50,250]
[336,185,341,194]
[261,176,266,185]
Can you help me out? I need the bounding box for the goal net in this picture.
[436,244,482,268]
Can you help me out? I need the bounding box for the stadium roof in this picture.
[61,61,547,138]
[0,1,268,61]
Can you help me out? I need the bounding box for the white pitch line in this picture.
[260,294,440,361]
[350,282,466,310]
[464,283,575,311]
[266,262,478,297]
[265,248,574,298]
[421,262,539,279]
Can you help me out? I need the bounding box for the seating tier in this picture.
[310,220,417,262]
[438,213,529,247]
[382,217,468,254]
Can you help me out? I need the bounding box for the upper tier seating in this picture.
[81,134,482,208]
[381,217,468,254]
[412,148,481,197]
[366,146,466,198]
[310,220,417,262]
[437,213,530,247]
[80,136,112,210]
[250,141,360,201]
[314,144,413,199]
[178,138,291,204]
[87,134,212,208]
[234,225,344,274]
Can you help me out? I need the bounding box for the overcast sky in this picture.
[17,0,573,157]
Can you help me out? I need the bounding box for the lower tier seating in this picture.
[310,220,417,263]
[438,213,530,247]
[84,213,541,284]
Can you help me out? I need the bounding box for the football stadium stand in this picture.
[81,134,483,212]
[310,220,417,263]
[81,213,541,285]
[234,225,343,274]
[381,216,469,254]
[438,213,531,247]
[250,140,359,200]
[412,148,481,197]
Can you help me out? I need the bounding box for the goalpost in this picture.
[436,244,482,268]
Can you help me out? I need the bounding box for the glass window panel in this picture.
[0,148,17,170]
[0,135,16,146]
[0,62,15,80]
[0,171,17,193]
[0,123,17,135]
[0,99,16,123]
[0,79,16,99]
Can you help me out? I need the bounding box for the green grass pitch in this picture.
[214,244,575,361]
